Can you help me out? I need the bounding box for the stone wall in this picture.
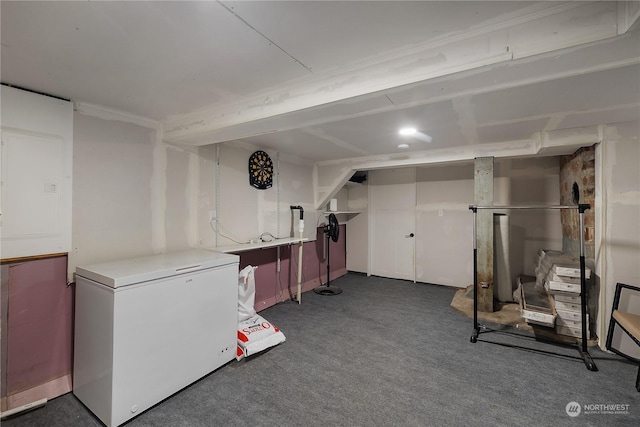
[559,145,598,338]
[560,145,596,259]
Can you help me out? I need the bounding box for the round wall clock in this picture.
[248,150,273,190]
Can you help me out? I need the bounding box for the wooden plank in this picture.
[1,252,68,264]
[475,157,494,312]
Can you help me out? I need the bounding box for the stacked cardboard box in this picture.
[518,275,556,327]
[535,249,591,338]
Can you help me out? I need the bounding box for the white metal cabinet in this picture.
[73,250,239,427]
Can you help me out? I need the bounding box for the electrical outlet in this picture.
[438,209,444,217]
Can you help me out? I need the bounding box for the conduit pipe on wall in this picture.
[290,206,304,304]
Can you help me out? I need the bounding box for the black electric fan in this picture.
[314,213,343,296]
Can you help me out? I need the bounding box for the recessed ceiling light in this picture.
[397,143,409,149]
[399,127,417,136]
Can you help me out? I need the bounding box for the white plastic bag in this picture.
[238,265,257,322]
[236,314,286,361]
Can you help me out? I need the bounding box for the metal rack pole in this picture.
[467,203,597,371]
[471,206,479,343]
[577,203,598,371]
[469,205,584,210]
[297,238,303,304]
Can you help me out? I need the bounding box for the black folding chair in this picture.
[605,283,640,392]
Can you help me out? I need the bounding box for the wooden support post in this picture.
[475,157,494,312]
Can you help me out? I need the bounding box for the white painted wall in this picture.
[599,121,640,355]
[12,89,639,360]
[69,110,319,278]
[494,157,562,282]
[71,109,209,279]
[165,145,199,251]
[197,144,218,248]
[347,157,562,287]
[198,142,317,249]
[1,86,73,259]
[71,113,158,271]
[346,181,368,273]
[415,158,562,288]
[277,152,317,238]
[415,164,475,287]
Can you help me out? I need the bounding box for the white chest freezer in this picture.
[73,249,239,427]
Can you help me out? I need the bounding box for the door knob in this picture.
[405,233,415,238]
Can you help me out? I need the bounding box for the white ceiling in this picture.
[2,1,639,165]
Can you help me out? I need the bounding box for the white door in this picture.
[369,168,416,281]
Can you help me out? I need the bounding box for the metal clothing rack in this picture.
[468,203,597,371]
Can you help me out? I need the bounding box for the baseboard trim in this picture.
[255,268,348,311]
[4,374,72,411]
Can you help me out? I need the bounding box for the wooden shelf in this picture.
[206,237,308,254]
[323,211,363,222]
[323,210,363,215]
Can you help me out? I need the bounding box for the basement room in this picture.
[1,1,639,426]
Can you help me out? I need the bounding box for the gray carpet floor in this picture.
[4,273,639,427]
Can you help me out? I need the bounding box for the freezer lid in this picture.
[75,249,239,288]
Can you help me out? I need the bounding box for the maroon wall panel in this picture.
[237,225,347,311]
[6,256,73,394]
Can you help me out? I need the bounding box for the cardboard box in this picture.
[519,276,556,327]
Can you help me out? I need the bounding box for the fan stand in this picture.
[314,217,342,296]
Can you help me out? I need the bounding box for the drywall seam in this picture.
[151,136,167,253]
[187,149,199,248]
[312,164,319,207]
[218,1,312,73]
[415,203,472,212]
[608,191,640,204]
[452,97,479,145]
[215,145,220,247]
[301,127,370,156]
[74,102,159,130]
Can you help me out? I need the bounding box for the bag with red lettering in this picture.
[236,314,286,361]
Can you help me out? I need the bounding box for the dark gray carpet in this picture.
[4,273,638,426]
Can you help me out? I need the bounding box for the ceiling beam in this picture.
[162,1,622,146]
[312,126,603,210]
